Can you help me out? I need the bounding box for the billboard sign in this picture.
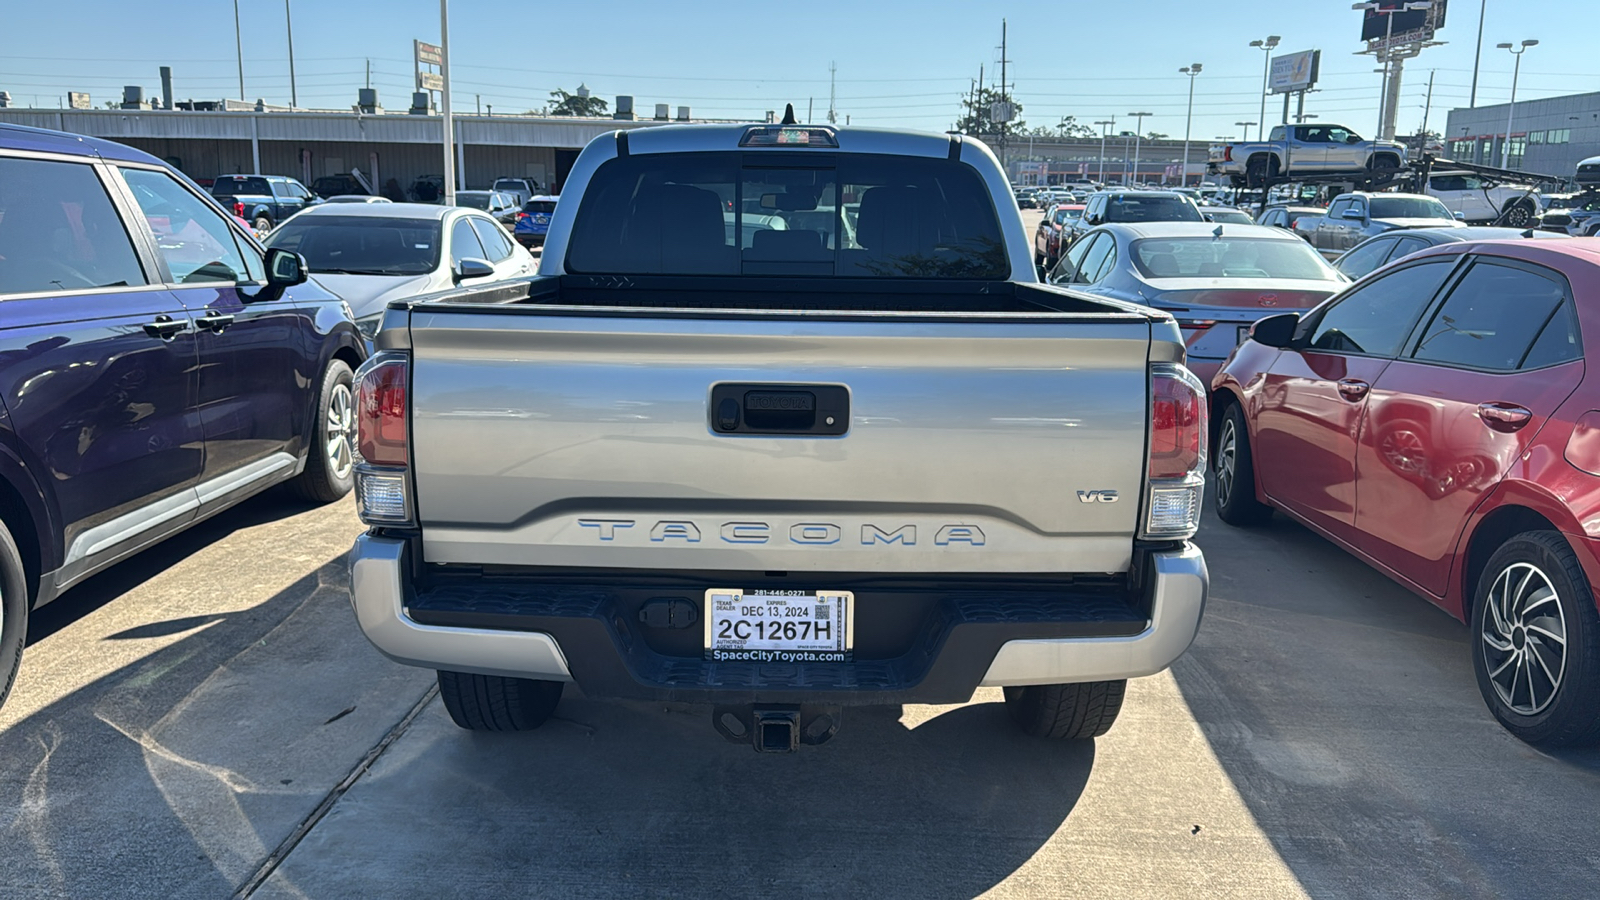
[1268,50,1320,94]
[418,72,444,92]
[414,40,443,66]
[66,91,91,110]
[1360,0,1447,45]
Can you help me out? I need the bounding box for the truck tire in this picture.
[437,670,564,731]
[253,214,273,233]
[1500,199,1536,228]
[288,360,356,503]
[1003,680,1126,739]
[1214,402,1273,526]
[1245,157,1270,188]
[1471,531,1600,748]
[0,519,26,713]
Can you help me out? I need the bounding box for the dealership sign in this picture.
[1361,0,1447,49]
[1268,50,1320,94]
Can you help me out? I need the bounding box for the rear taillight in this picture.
[354,353,412,525]
[233,201,245,217]
[1223,146,1233,162]
[517,212,530,221]
[1143,363,1208,539]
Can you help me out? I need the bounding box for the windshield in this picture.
[567,151,1007,278]
[456,194,492,210]
[265,216,442,276]
[1051,209,1079,225]
[1131,237,1336,280]
[1370,196,1453,220]
[1105,195,1203,223]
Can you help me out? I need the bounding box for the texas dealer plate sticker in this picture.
[704,589,854,662]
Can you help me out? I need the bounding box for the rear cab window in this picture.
[213,176,272,197]
[565,152,1008,278]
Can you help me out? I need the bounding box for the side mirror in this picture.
[1249,313,1300,349]
[309,197,325,206]
[1346,135,1361,144]
[1341,208,1366,220]
[1453,211,1467,221]
[453,258,495,282]
[265,248,307,287]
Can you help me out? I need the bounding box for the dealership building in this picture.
[1443,90,1600,179]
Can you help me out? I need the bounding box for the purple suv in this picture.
[0,123,367,710]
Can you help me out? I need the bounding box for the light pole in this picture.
[1129,112,1152,186]
[1236,121,1257,142]
[284,0,297,108]
[440,0,456,205]
[232,0,245,100]
[1469,0,1488,106]
[1180,64,1202,187]
[1094,118,1115,184]
[1498,39,1538,168]
[1248,36,1280,135]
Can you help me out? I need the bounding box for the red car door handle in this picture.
[1337,379,1370,400]
[1478,402,1533,432]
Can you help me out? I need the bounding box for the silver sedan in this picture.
[1047,222,1349,382]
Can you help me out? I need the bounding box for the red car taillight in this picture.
[234,201,245,217]
[354,354,412,525]
[517,212,530,221]
[1223,146,1233,162]
[1143,363,1208,538]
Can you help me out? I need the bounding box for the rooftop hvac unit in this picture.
[358,88,379,113]
[677,106,690,121]
[654,103,670,120]
[121,85,145,109]
[614,95,635,120]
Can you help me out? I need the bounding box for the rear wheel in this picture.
[1245,157,1270,188]
[437,670,564,731]
[1500,200,1536,228]
[1214,402,1273,526]
[252,214,272,233]
[1004,680,1126,739]
[1472,532,1600,747]
[288,360,355,503]
[0,519,28,713]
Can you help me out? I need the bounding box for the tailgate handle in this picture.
[710,384,849,436]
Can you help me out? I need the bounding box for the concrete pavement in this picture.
[0,482,1597,898]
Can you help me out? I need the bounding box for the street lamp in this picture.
[440,0,456,204]
[1094,118,1115,184]
[1248,36,1280,136]
[1236,120,1258,142]
[1498,39,1538,168]
[1129,112,1152,187]
[1180,64,1203,188]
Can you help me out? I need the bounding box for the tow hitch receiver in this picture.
[713,704,842,753]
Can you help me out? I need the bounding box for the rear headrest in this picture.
[629,183,728,272]
[856,186,928,256]
[1143,252,1179,277]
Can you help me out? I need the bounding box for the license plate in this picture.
[1237,325,1252,345]
[704,589,853,662]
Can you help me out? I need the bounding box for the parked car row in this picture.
[0,123,553,714]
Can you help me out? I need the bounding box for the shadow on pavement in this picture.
[25,490,328,645]
[1172,509,1600,900]
[268,693,1096,899]
[0,545,430,900]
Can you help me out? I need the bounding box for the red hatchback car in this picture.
[1209,239,1600,747]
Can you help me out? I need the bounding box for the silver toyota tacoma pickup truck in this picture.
[347,119,1209,752]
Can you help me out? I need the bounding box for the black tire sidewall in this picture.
[253,215,272,232]
[0,520,29,712]
[1470,532,1600,746]
[294,359,355,502]
[1214,402,1270,525]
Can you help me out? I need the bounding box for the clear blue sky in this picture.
[1,0,1592,141]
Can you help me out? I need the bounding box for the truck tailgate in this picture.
[408,310,1154,575]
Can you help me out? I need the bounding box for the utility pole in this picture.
[365,59,371,90]
[1420,69,1435,144]
[233,0,245,100]
[807,97,813,124]
[997,19,1010,174]
[827,62,837,124]
[284,0,297,107]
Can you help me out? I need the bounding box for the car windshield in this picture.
[1131,237,1336,280]
[265,216,442,276]
[1104,195,1203,223]
[1051,209,1078,225]
[1370,196,1453,220]
[523,201,557,214]
[456,194,492,210]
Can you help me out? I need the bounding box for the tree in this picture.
[546,88,608,117]
[1056,116,1096,139]
[955,86,1024,138]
